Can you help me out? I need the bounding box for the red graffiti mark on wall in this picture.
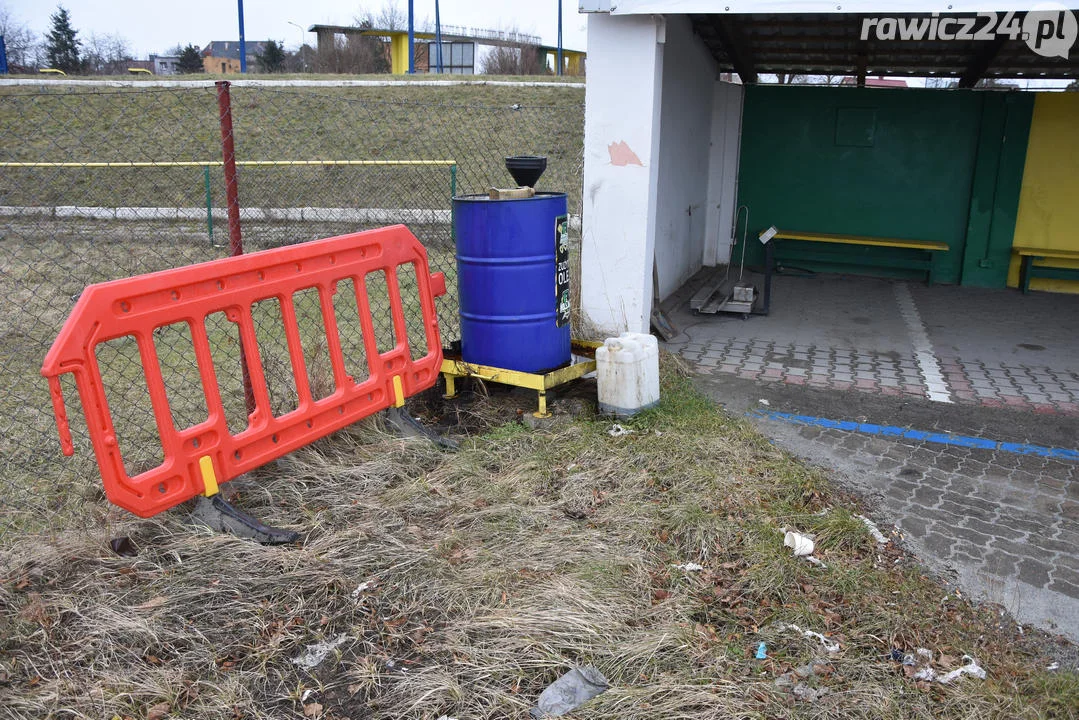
[608,141,644,167]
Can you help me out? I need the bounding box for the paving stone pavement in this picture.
[750,413,1079,639]
[678,337,1079,415]
[672,271,1079,639]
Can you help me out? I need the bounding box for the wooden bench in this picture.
[769,229,950,285]
[1013,246,1079,294]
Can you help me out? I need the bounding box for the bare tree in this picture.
[926,77,959,89]
[480,39,544,76]
[284,44,315,73]
[354,2,430,32]
[320,2,430,74]
[375,1,406,30]
[0,5,36,68]
[84,32,131,74]
[315,28,390,74]
[765,73,846,85]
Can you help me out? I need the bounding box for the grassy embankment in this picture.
[2,362,1077,719]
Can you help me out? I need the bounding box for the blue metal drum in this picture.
[453,192,571,373]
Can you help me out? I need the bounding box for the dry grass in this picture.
[0,219,461,536]
[0,82,585,212]
[2,361,1076,719]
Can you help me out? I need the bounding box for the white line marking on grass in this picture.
[894,282,952,404]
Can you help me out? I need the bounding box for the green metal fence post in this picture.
[450,163,457,242]
[203,165,215,246]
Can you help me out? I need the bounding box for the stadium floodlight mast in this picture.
[435,0,443,74]
[408,0,415,74]
[558,0,563,76]
[237,0,247,73]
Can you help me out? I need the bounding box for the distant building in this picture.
[309,24,584,75]
[201,41,268,74]
[149,55,180,75]
[840,76,909,88]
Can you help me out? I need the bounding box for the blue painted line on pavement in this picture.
[747,409,1079,461]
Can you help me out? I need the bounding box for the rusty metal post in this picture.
[215,81,243,258]
[215,80,254,414]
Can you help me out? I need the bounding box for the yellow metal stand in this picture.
[441,340,601,418]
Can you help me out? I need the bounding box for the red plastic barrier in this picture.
[42,225,446,518]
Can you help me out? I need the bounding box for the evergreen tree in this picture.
[177,44,203,73]
[255,39,286,73]
[44,5,80,73]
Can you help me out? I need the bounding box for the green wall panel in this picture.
[959,92,1033,287]
[735,86,1031,286]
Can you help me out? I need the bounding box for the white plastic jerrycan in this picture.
[596,332,660,417]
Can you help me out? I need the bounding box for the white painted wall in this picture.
[703,81,744,266]
[580,13,666,335]
[652,15,717,299]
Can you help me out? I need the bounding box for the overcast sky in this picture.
[4,0,588,59]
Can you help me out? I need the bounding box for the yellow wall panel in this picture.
[1010,93,1079,293]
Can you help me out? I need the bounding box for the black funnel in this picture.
[505,155,547,188]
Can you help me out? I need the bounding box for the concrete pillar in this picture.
[580,13,666,336]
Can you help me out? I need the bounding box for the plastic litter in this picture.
[1046,662,1060,671]
[292,634,350,670]
[904,650,986,684]
[776,623,840,654]
[529,666,610,718]
[674,562,704,572]
[756,642,768,660]
[607,424,633,437]
[774,659,832,702]
[912,667,935,681]
[901,648,932,668]
[780,529,828,567]
[783,531,815,557]
[936,656,987,683]
[855,514,890,545]
[791,683,829,702]
[351,580,373,600]
[758,398,770,406]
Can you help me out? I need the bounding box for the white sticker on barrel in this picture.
[555,214,571,328]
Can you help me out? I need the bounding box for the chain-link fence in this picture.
[0,81,584,539]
